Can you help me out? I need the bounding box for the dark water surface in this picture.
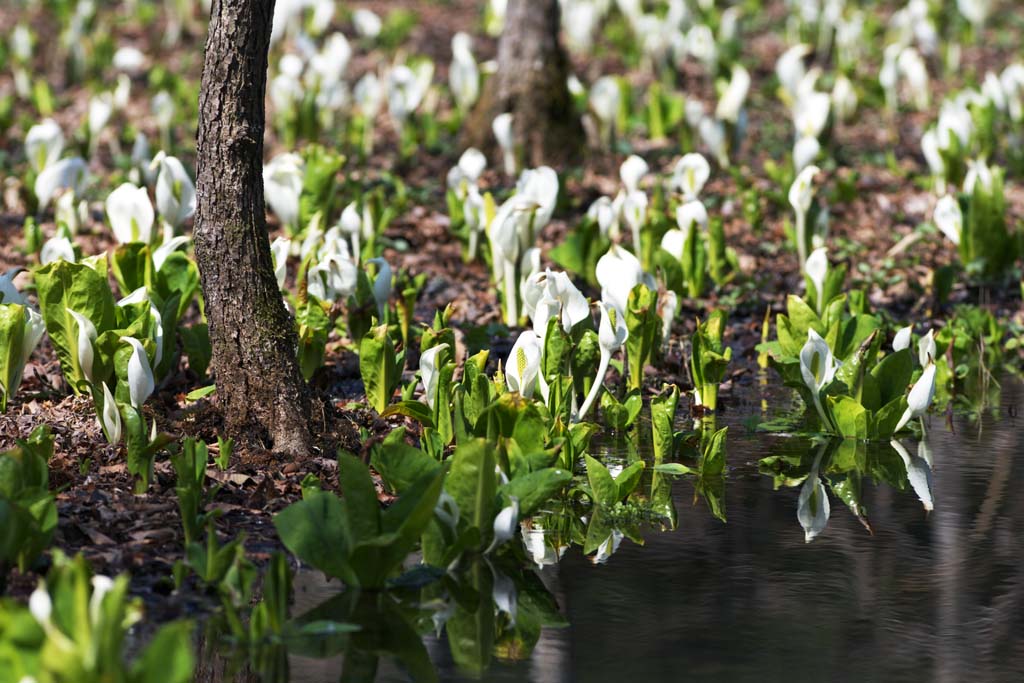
[219,379,1024,683]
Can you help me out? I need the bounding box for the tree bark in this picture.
[465,0,584,168]
[193,0,311,456]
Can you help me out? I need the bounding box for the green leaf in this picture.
[131,620,195,683]
[445,440,497,550]
[359,324,400,413]
[614,460,645,500]
[336,451,381,541]
[584,454,618,507]
[500,467,572,517]
[380,400,435,428]
[370,428,441,494]
[274,492,355,584]
[184,385,216,401]
[33,259,117,390]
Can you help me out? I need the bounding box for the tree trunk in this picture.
[193,0,311,456]
[466,0,584,168]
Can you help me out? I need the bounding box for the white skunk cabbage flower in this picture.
[589,76,620,144]
[800,329,840,429]
[492,112,516,176]
[576,301,628,422]
[797,447,831,542]
[891,439,934,511]
[35,157,87,209]
[25,119,65,173]
[270,236,291,290]
[366,257,392,321]
[921,129,946,194]
[686,24,717,69]
[776,44,811,103]
[619,155,648,194]
[151,152,196,229]
[99,381,122,444]
[68,309,98,383]
[933,194,962,246]
[524,269,590,337]
[113,45,146,73]
[354,72,384,118]
[514,166,559,234]
[263,153,304,232]
[963,158,993,196]
[956,0,989,29]
[716,64,750,123]
[117,288,164,366]
[918,329,937,367]
[794,91,831,140]
[339,202,363,261]
[309,33,351,88]
[387,63,431,130]
[588,196,616,238]
[352,8,382,38]
[898,48,930,111]
[486,496,520,554]
[446,147,487,195]
[449,32,480,111]
[307,253,357,303]
[87,92,115,144]
[1,304,45,404]
[894,362,937,432]
[621,191,648,257]
[672,153,711,200]
[40,236,76,265]
[793,136,820,173]
[698,117,729,167]
[121,336,155,409]
[789,164,820,267]
[893,325,913,352]
[505,331,541,398]
[419,343,449,410]
[152,235,191,272]
[29,585,53,626]
[1,269,27,306]
[658,289,678,349]
[831,75,857,122]
[804,246,829,314]
[106,183,155,244]
[596,244,644,316]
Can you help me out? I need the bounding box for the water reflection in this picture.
[200,379,1024,682]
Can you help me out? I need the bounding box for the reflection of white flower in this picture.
[797,444,830,542]
[891,439,933,511]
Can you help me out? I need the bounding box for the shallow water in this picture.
[215,377,1024,683]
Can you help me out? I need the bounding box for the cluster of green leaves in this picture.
[0,425,56,590]
[762,292,925,440]
[690,310,732,412]
[0,552,194,683]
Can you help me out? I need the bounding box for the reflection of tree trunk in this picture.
[465,0,584,167]
[193,0,312,456]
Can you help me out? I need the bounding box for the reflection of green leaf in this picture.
[447,439,497,551]
[446,560,494,677]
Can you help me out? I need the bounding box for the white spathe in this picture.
[263,153,304,231]
[121,336,155,409]
[106,183,155,244]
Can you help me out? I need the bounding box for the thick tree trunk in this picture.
[193,0,311,456]
[466,0,584,168]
